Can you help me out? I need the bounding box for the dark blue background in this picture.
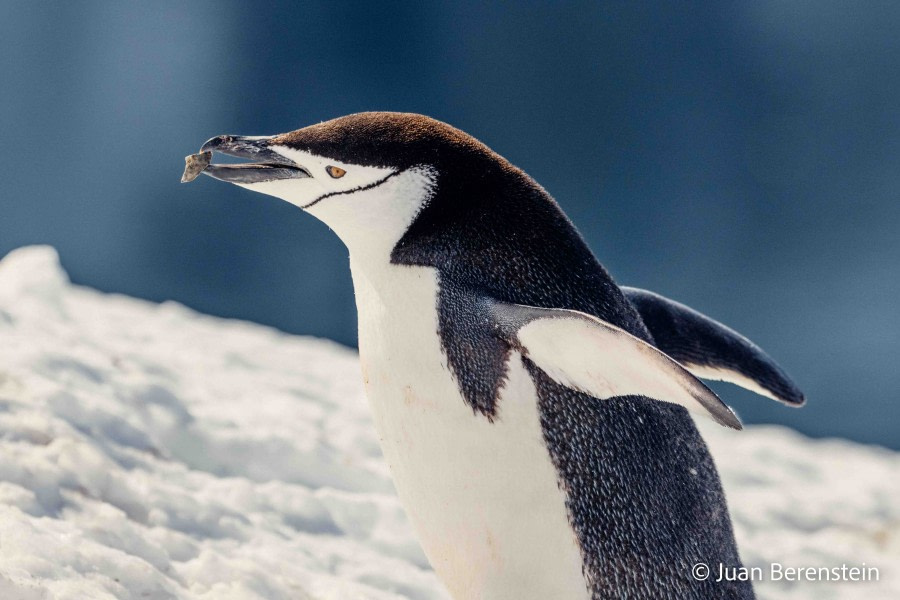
[2,1,898,448]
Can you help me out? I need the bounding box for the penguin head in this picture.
[198,112,513,257]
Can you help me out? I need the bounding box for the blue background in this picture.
[2,1,898,448]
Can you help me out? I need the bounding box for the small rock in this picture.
[181,151,211,183]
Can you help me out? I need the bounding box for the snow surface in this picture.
[0,245,896,600]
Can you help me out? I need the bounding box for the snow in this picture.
[0,245,896,600]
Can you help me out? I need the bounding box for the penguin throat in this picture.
[308,166,437,261]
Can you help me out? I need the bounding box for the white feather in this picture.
[350,259,589,600]
[514,308,741,428]
[684,363,784,403]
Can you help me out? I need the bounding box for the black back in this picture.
[280,113,753,599]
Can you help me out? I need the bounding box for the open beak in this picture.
[182,135,311,184]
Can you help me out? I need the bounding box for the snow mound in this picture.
[0,246,896,599]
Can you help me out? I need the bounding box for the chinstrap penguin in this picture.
[184,112,804,599]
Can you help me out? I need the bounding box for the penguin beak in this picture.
[186,135,311,184]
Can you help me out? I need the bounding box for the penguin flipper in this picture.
[622,287,805,407]
[489,301,743,429]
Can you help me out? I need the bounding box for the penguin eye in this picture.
[326,165,346,179]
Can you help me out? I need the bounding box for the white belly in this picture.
[350,257,589,600]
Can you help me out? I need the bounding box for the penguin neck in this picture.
[305,166,437,264]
